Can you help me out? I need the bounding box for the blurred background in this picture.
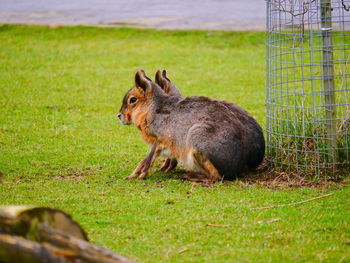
[0,0,265,31]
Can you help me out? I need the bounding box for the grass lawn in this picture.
[0,25,350,262]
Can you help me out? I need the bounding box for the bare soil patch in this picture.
[46,166,102,180]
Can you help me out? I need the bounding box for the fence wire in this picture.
[266,0,350,176]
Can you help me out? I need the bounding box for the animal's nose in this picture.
[117,113,122,120]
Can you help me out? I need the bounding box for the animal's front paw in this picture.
[125,174,138,180]
[157,159,170,172]
[137,172,148,180]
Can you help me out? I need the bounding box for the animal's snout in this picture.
[118,112,127,125]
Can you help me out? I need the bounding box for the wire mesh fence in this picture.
[266,0,350,176]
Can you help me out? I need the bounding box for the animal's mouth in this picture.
[118,113,127,125]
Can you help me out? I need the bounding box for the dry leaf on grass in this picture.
[206,223,230,227]
[178,247,188,254]
[257,218,281,224]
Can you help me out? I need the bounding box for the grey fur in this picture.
[129,72,265,180]
[155,70,265,175]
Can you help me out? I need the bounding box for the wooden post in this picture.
[0,206,137,263]
[321,0,337,168]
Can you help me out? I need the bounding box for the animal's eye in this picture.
[129,97,137,104]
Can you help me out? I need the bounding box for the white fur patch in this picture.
[160,148,171,158]
[179,148,195,170]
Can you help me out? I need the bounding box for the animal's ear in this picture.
[141,69,153,82]
[155,69,182,97]
[155,70,164,87]
[135,70,152,93]
[162,69,170,81]
[155,69,171,93]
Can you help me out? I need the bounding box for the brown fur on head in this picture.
[118,70,154,127]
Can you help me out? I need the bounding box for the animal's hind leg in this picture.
[182,150,221,183]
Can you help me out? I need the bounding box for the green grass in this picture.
[0,25,349,262]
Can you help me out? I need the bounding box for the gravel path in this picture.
[0,0,266,31]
